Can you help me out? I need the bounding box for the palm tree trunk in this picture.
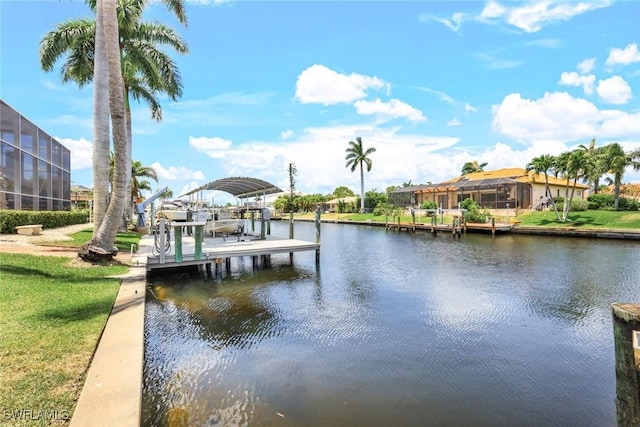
[92,0,110,232]
[614,174,622,210]
[359,161,365,213]
[89,0,128,252]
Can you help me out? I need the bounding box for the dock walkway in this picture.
[134,229,320,273]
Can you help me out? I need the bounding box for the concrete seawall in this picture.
[512,226,640,240]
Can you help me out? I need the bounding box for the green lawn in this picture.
[292,209,640,230]
[39,229,142,252]
[516,210,640,229]
[0,255,129,425]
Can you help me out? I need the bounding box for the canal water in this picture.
[142,221,640,426]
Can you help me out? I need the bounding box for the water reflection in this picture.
[143,222,639,426]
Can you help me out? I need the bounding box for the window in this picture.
[1,142,16,192]
[38,132,50,161]
[0,101,18,144]
[21,152,35,195]
[20,120,37,154]
[39,160,49,197]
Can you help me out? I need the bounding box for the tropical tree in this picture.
[579,139,608,195]
[345,136,376,213]
[131,160,159,201]
[83,0,128,257]
[553,148,589,221]
[526,154,560,218]
[332,186,355,198]
[39,0,188,235]
[461,160,487,175]
[604,143,640,210]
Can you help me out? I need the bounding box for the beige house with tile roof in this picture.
[389,168,589,211]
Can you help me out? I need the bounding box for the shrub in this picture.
[555,199,588,212]
[0,209,89,234]
[420,200,437,210]
[459,198,491,223]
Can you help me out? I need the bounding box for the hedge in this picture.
[0,209,90,234]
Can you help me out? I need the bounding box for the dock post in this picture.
[612,303,640,426]
[260,218,266,240]
[174,225,183,262]
[225,258,231,271]
[431,215,436,235]
[411,209,416,232]
[491,217,496,236]
[159,218,166,264]
[195,225,203,260]
[251,211,255,232]
[315,207,321,265]
[289,211,294,239]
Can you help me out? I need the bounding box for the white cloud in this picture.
[447,118,462,127]
[475,53,523,70]
[525,38,562,49]
[464,103,477,113]
[433,0,613,33]
[353,98,426,123]
[57,137,93,170]
[577,58,596,74]
[596,76,632,104]
[189,136,233,158]
[559,71,595,95]
[281,129,293,139]
[190,125,461,194]
[492,91,640,144]
[150,162,205,181]
[606,43,640,66]
[295,64,389,105]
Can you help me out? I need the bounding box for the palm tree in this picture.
[84,0,128,256]
[345,137,376,213]
[131,160,159,201]
[461,160,488,175]
[604,143,640,210]
[39,0,188,233]
[553,148,589,221]
[525,154,559,218]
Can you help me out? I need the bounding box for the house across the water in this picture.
[388,168,589,211]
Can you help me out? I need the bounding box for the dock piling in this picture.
[612,303,640,426]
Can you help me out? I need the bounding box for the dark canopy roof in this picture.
[180,177,283,199]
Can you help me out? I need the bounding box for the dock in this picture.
[133,220,320,275]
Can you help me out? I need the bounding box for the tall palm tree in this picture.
[553,148,589,221]
[461,160,488,175]
[345,136,376,213]
[39,0,188,232]
[525,154,559,218]
[85,0,128,256]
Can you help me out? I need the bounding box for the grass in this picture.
[516,210,640,229]
[40,228,142,252]
[0,253,128,426]
[291,209,640,229]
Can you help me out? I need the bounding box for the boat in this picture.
[156,201,189,221]
[205,209,244,235]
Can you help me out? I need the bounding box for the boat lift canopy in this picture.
[180,177,282,199]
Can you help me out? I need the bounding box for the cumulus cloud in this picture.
[57,137,93,170]
[429,0,613,33]
[280,129,293,139]
[150,162,205,181]
[447,118,462,127]
[492,91,640,144]
[596,76,633,104]
[353,98,426,123]
[189,136,233,158]
[559,71,595,95]
[295,64,389,105]
[464,103,477,113]
[605,43,640,66]
[577,58,596,74]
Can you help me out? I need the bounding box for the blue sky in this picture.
[1,0,639,204]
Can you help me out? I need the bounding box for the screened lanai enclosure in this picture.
[389,178,532,210]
